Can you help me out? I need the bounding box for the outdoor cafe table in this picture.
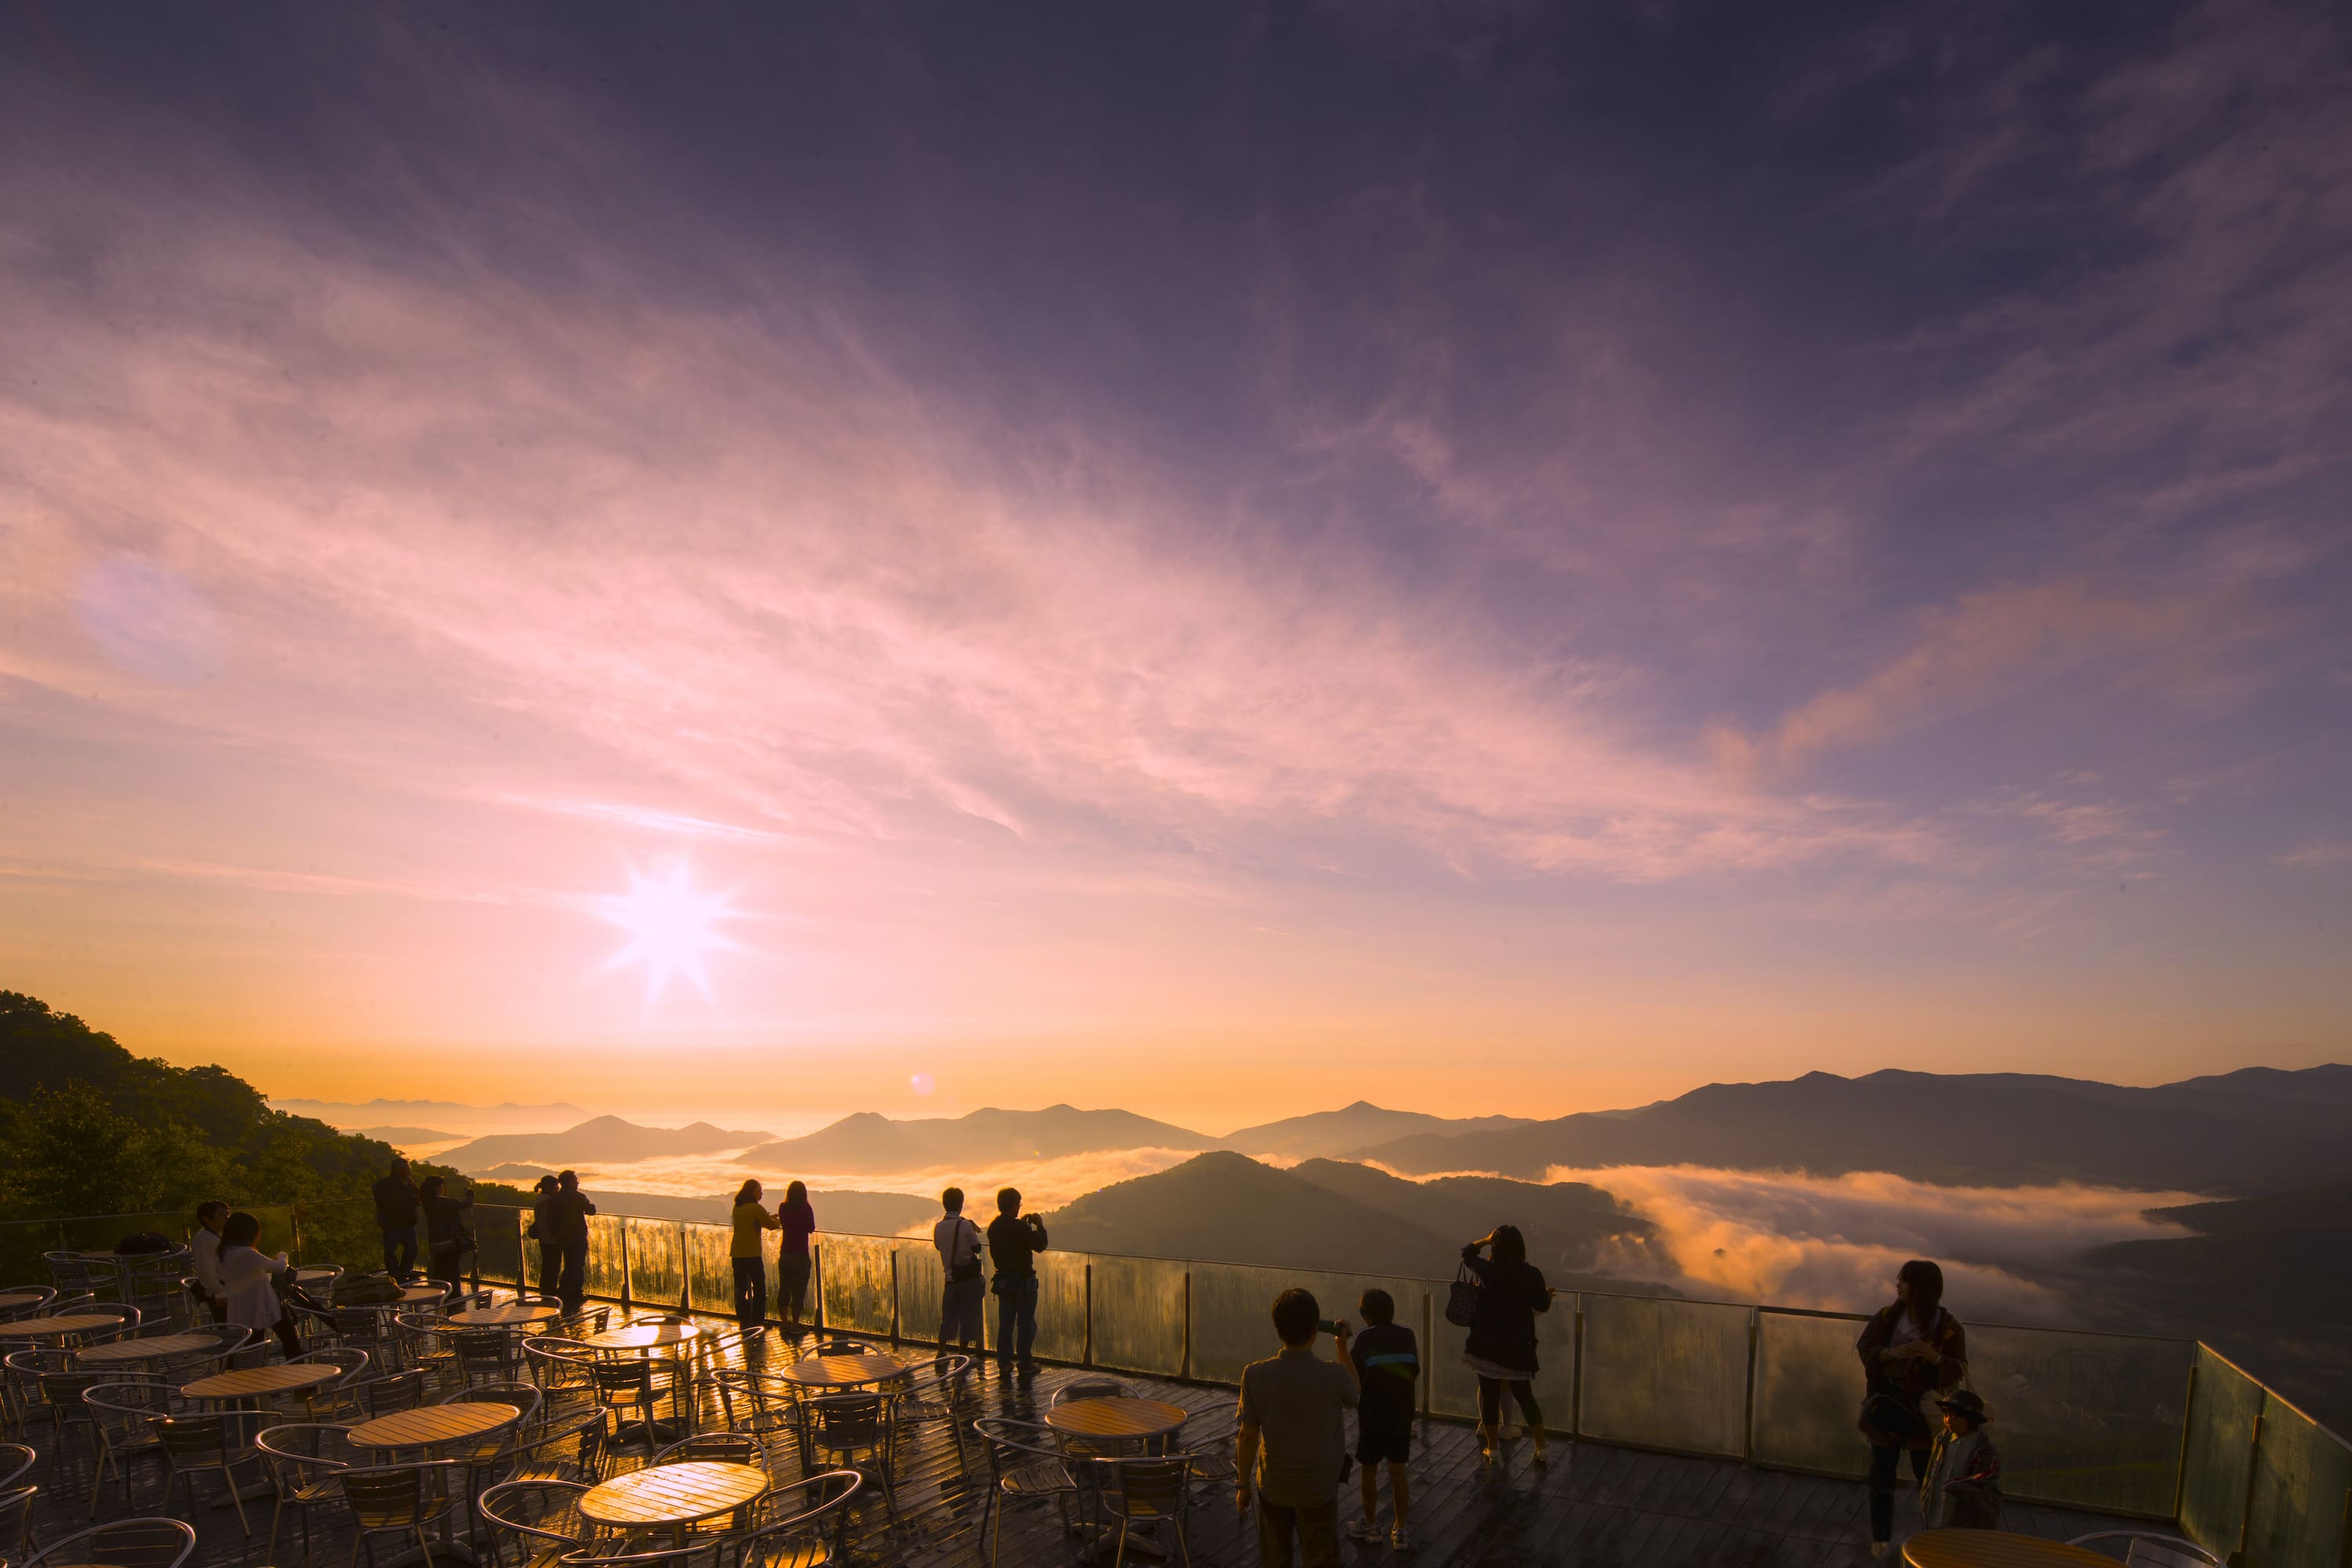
[78,1330,216,1367]
[5,1313,129,1341]
[348,1401,521,1457]
[1046,1396,1191,1447]
[0,1293,45,1314]
[446,1301,561,1328]
[581,1322,699,1354]
[398,1283,452,1305]
[579,1460,768,1534]
[773,1351,906,1389]
[182,1362,340,1403]
[1904,1531,2120,1568]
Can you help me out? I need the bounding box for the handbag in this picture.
[1445,1261,1481,1329]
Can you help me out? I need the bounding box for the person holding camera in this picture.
[985,1186,1049,1377]
[1236,1287,1361,1568]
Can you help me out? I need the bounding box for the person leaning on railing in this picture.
[1856,1258,1969,1559]
[731,1180,780,1330]
[1458,1225,1558,1466]
[548,1171,596,1314]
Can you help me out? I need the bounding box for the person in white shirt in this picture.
[931,1186,985,1361]
[216,1210,302,1359]
[189,1200,229,1324]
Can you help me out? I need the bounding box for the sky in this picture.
[2,2,2348,1133]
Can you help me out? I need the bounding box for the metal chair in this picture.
[652,1429,764,1468]
[588,1355,690,1454]
[801,1391,898,1515]
[2067,1533,2226,1567]
[1052,1375,1135,1406]
[355,1367,430,1417]
[1092,1452,1202,1568]
[20,1516,197,1567]
[456,1327,528,1386]
[893,1353,976,1469]
[524,1335,600,1405]
[0,1440,33,1490]
[478,1476,591,1567]
[556,1305,612,1338]
[736,1470,866,1567]
[498,1407,609,1486]
[972,1415,1080,1568]
[336,1460,466,1568]
[81,1381,173,1515]
[252,1421,359,1561]
[0,1483,37,1562]
[281,1346,372,1418]
[155,1412,267,1536]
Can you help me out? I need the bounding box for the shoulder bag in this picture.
[1445,1261,1482,1328]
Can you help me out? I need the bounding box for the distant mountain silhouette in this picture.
[1219,1101,1536,1159]
[737,1105,1215,1174]
[539,1187,938,1236]
[348,1126,459,1145]
[440,1115,771,1173]
[1040,1150,1670,1290]
[1352,1066,2352,1193]
[275,1097,586,1131]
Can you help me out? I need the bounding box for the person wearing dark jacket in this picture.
[528,1174,561,1300]
[372,1157,421,1280]
[1920,1389,2002,1531]
[547,1170,597,1313]
[1460,1225,1556,1465]
[417,1174,474,1297]
[985,1186,1050,1378]
[1856,1258,1969,1556]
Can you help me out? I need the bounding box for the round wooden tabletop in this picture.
[5,1314,128,1338]
[775,1352,907,1388]
[579,1461,769,1527]
[79,1331,219,1364]
[1904,1531,2120,1568]
[182,1362,341,1399]
[348,1401,521,1451]
[447,1301,562,1327]
[0,1293,46,1312]
[583,1322,699,1352]
[1045,1396,1191,1442]
[398,1284,451,1304]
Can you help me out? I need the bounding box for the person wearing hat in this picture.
[1921,1388,2003,1530]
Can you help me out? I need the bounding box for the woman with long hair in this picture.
[216,1210,303,1359]
[1460,1224,1559,1465]
[776,1179,817,1329]
[1856,1258,1969,1556]
[731,1178,779,1330]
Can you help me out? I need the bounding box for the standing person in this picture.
[1920,1390,2002,1530]
[372,1156,420,1280]
[931,1187,985,1363]
[548,1171,597,1314]
[1459,1225,1558,1465]
[985,1187,1048,1378]
[1346,1287,1421,1552]
[528,1175,561,1300]
[1236,1287,1359,1568]
[188,1200,229,1325]
[776,1181,816,1330]
[216,1211,303,1360]
[417,1174,474,1298]
[1857,1258,1969,1558]
[731,1179,779,1330]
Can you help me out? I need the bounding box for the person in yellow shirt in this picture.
[731,1179,780,1330]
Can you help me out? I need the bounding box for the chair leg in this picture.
[1112,1518,1131,1568]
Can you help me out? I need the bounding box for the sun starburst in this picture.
[595,858,744,1004]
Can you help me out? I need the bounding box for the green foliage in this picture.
[0,991,532,1264]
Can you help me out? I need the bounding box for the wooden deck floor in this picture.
[13,1308,2147,1567]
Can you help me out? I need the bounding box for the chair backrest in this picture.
[973,1414,1070,1486]
[1101,1453,1196,1516]
[2067,1534,2225,1568]
[652,1431,761,1467]
[455,1328,517,1374]
[808,1391,891,1447]
[0,1483,37,1552]
[0,1442,34,1490]
[590,1358,659,1399]
[479,1478,590,1548]
[253,1421,358,1486]
[338,1461,459,1526]
[154,1415,238,1460]
[358,1369,428,1416]
[557,1306,611,1337]
[293,1346,372,1382]
[22,1515,197,1567]
[1054,1376,1134,1406]
[738,1471,865,1564]
[451,1381,543,1425]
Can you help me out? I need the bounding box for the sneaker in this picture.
[1390,1525,1416,1552]
[1346,1518,1383,1543]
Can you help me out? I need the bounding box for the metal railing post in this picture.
[1083,1262,1094,1370]
[2172,1359,2199,1525]
[1181,1271,1193,1381]
[619,1224,632,1307]
[1421,1290,1434,1425]
[1571,1301,1586,1439]
[1741,1308,1759,1466]
[813,1244,826,1334]
[676,1224,689,1314]
[890,1251,901,1346]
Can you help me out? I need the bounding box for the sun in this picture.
[596,858,744,1004]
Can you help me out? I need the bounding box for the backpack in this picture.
[114,1231,175,1255]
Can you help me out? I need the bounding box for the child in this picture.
[1345,1287,1421,1552]
[1921,1389,2002,1530]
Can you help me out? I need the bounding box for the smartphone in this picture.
[1317,1319,1341,1334]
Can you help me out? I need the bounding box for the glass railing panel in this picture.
[1087,1254,1186,1378]
[1419,1280,1571,1425]
[1022,1249,1087,1365]
[474,1204,523,1288]
[584,1214,628,1302]
[1969,1324,2189,1515]
[1751,1309,1871,1478]
[683,1222,739,1318]
[818,1233,898,1337]
[625,1219,685,1312]
[893,1239,946,1348]
[1187,1260,1427,1399]
[2243,1392,2352,1568]
[291,1202,382,1278]
[1579,1294,1750,1457]
[2180,1345,2264,1558]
